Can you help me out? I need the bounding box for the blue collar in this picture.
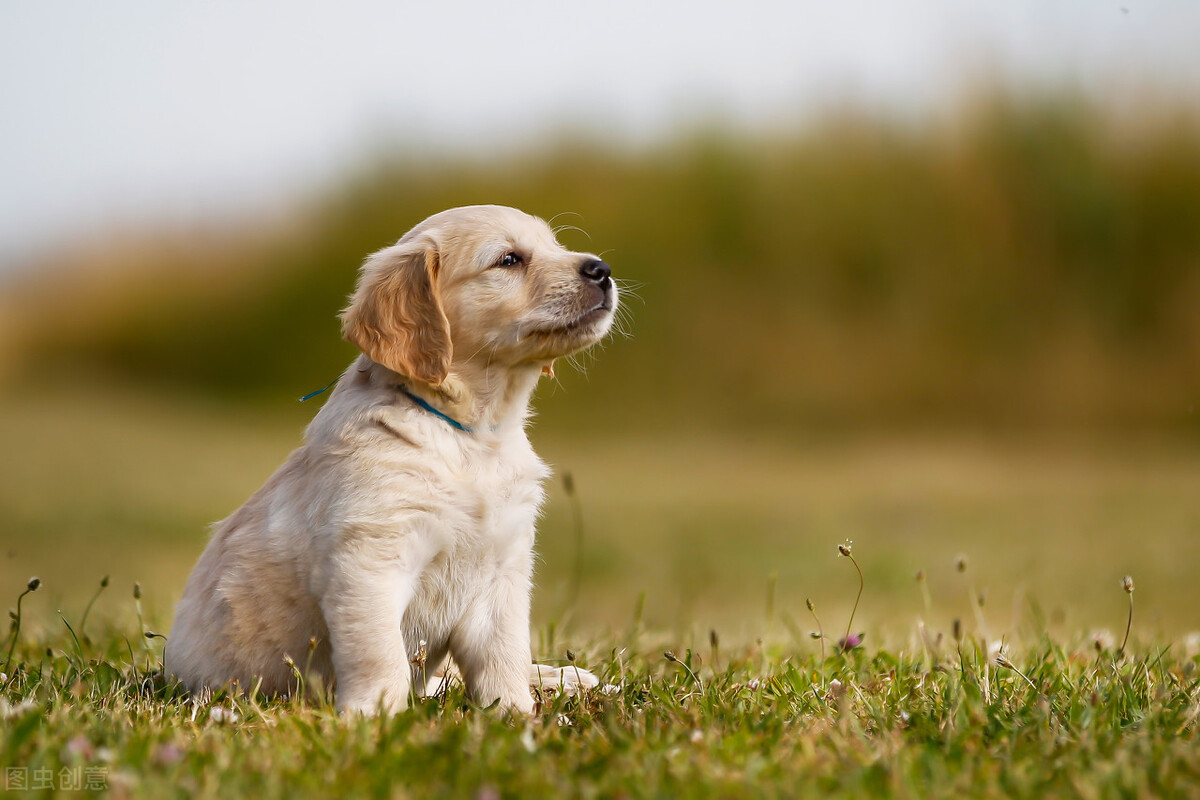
[301,377,491,433]
[398,385,478,433]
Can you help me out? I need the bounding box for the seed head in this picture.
[838,541,853,557]
[955,555,968,573]
[1122,575,1135,594]
[562,472,575,494]
[663,650,678,663]
[809,632,822,640]
[805,598,815,612]
[100,575,110,588]
[952,619,962,642]
[132,582,142,600]
[566,649,576,663]
[709,630,719,649]
[915,569,926,582]
[26,577,41,592]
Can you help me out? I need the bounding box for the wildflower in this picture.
[838,633,864,652]
[64,735,95,761]
[600,683,621,696]
[1119,575,1136,655]
[209,706,240,725]
[1090,629,1116,652]
[26,577,41,592]
[838,541,852,557]
[689,729,704,743]
[0,698,38,719]
[556,714,572,727]
[746,679,761,690]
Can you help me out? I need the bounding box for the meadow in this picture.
[2,90,1200,796]
[2,494,1198,798]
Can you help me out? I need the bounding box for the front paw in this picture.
[529,663,600,693]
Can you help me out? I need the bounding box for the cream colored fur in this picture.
[165,205,617,715]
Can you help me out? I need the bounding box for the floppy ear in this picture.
[340,240,452,385]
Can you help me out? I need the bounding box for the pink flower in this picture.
[838,632,864,652]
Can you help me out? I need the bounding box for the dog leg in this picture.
[321,557,422,715]
[450,567,538,714]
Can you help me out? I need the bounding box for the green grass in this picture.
[2,602,1199,798]
[4,383,1200,795]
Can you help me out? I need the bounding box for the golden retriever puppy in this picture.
[165,205,617,714]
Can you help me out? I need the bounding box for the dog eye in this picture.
[497,252,523,268]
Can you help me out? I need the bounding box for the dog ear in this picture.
[341,239,452,385]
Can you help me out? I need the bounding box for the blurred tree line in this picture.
[7,92,1200,434]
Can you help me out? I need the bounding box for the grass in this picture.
[5,382,1200,642]
[1,584,1198,798]
[3,382,1200,795]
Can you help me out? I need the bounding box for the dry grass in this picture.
[3,382,1198,648]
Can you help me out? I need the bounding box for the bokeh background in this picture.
[2,2,1198,647]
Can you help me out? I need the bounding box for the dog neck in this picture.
[357,355,546,433]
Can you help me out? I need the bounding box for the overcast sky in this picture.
[1,1,1198,270]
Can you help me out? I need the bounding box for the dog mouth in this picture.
[530,299,614,344]
[565,300,613,330]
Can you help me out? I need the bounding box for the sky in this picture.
[1,1,1198,270]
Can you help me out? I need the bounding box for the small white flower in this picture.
[0,697,38,719]
[520,725,537,753]
[556,714,572,727]
[209,706,240,725]
[689,729,703,743]
[746,679,761,690]
[600,683,621,696]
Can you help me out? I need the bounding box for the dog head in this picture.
[341,205,617,386]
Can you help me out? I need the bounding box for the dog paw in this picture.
[528,663,600,693]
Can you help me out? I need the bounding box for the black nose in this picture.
[580,258,612,287]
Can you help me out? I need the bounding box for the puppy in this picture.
[165,205,617,714]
